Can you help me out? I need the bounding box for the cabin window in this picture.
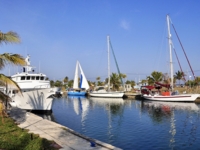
[27,76,30,80]
[31,76,35,80]
[13,90,18,94]
[36,76,40,80]
[21,76,25,80]
[40,76,44,80]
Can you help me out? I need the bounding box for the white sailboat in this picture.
[68,61,89,96]
[90,36,124,98]
[142,15,199,102]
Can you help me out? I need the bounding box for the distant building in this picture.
[124,84,132,92]
[134,82,148,89]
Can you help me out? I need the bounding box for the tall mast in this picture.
[167,15,173,90]
[107,35,110,91]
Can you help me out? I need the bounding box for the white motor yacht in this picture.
[7,55,57,111]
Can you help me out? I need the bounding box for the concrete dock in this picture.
[8,108,122,150]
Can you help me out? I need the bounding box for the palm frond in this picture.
[0,80,6,86]
[0,31,20,44]
[0,74,22,95]
[0,58,4,69]
[0,91,10,101]
[0,53,26,69]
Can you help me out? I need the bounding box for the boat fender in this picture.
[90,141,96,147]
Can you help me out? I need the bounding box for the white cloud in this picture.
[120,20,130,30]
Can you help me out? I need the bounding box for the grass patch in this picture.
[0,116,59,150]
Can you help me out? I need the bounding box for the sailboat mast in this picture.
[107,35,110,91]
[167,15,174,90]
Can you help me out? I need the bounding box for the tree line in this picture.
[50,70,200,91]
[50,73,136,91]
[146,71,200,88]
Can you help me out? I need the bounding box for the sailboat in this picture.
[90,36,124,98]
[142,15,199,102]
[68,61,89,96]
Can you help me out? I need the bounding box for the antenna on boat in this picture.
[39,61,40,73]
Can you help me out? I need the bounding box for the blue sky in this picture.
[1,0,200,82]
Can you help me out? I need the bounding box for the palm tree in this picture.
[97,81,104,86]
[147,71,163,85]
[141,79,147,85]
[0,31,26,101]
[125,80,130,84]
[96,76,100,87]
[119,73,126,84]
[96,76,100,82]
[54,80,63,87]
[110,73,121,90]
[194,76,200,87]
[125,80,136,88]
[63,76,68,84]
[67,80,74,88]
[130,80,136,87]
[50,80,55,87]
[174,70,184,85]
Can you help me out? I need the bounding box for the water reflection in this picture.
[68,95,89,123]
[141,101,199,122]
[35,112,56,121]
[48,97,200,149]
[142,101,199,111]
[141,100,200,149]
[89,97,124,104]
[89,97,125,143]
[89,97,124,115]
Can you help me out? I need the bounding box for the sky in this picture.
[1,0,200,83]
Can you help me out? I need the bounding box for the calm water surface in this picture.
[48,96,200,150]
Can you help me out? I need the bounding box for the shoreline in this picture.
[8,107,122,150]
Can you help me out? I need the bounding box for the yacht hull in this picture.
[142,94,200,102]
[90,91,124,98]
[9,88,55,111]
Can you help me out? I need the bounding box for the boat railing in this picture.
[34,84,50,89]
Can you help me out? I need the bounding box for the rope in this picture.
[171,23,195,80]
[109,39,124,86]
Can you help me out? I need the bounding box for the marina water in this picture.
[42,95,200,150]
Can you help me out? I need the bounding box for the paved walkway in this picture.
[8,108,122,150]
